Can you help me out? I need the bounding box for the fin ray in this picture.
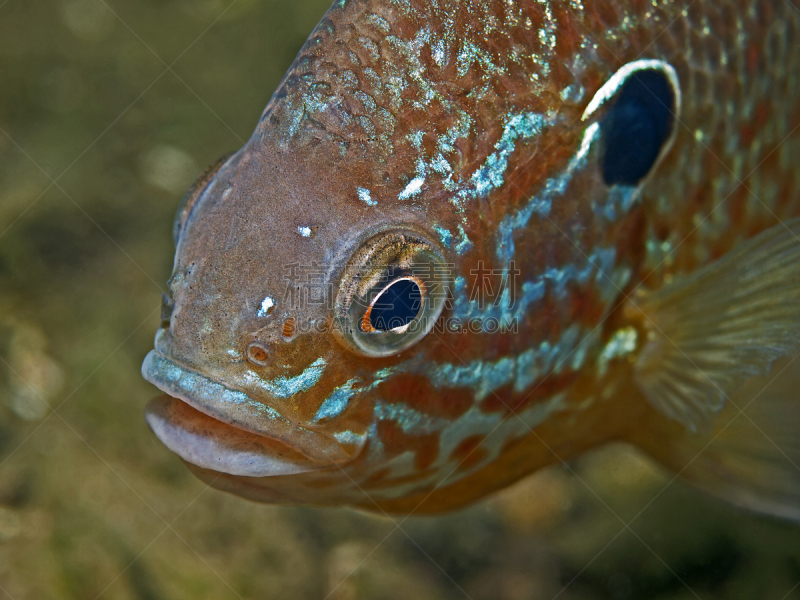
[632,217,800,432]
[635,354,800,522]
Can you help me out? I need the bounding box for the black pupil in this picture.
[369,279,422,332]
[601,69,675,186]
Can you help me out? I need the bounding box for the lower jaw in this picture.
[141,350,363,464]
[145,395,325,477]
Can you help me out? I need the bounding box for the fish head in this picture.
[142,106,469,504]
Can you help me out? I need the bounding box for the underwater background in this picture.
[1,1,799,598]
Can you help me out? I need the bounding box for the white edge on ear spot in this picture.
[581,59,681,123]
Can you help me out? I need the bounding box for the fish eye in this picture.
[172,151,235,245]
[332,229,450,357]
[583,61,680,187]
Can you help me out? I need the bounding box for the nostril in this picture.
[246,341,270,366]
[160,292,175,328]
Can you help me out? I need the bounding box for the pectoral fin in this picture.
[635,353,800,522]
[632,217,800,432]
[629,218,800,521]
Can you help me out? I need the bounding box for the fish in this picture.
[141,0,800,518]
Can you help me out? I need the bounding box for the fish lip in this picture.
[141,350,364,466]
[145,394,321,477]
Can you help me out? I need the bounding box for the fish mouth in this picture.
[142,351,363,477]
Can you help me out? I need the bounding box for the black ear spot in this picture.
[601,69,676,186]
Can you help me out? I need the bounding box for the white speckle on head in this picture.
[257,296,275,317]
[398,176,424,200]
[297,226,312,237]
[357,187,377,206]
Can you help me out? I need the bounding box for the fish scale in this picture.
[143,0,800,518]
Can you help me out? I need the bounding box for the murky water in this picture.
[1,1,799,598]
